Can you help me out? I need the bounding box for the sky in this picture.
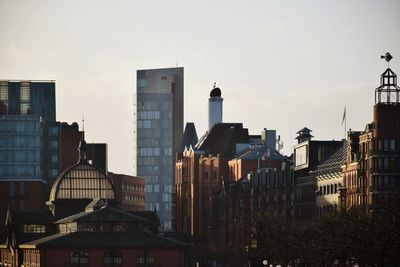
[0,0,399,175]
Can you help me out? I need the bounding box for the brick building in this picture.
[0,137,186,267]
[175,123,252,242]
[342,60,400,212]
[109,172,146,211]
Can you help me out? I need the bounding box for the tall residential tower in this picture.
[134,67,184,231]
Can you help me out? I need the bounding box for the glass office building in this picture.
[0,80,59,184]
[0,115,42,179]
[134,67,183,231]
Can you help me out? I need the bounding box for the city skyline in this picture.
[0,0,400,175]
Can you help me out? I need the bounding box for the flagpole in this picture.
[344,106,347,140]
[342,106,347,140]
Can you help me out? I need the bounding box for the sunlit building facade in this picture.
[134,67,184,231]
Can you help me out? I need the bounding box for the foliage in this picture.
[252,205,400,266]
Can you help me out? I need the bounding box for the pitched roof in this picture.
[177,122,198,153]
[7,209,53,225]
[55,206,147,224]
[20,231,187,249]
[128,211,160,226]
[195,123,249,157]
[314,141,347,178]
[235,144,285,160]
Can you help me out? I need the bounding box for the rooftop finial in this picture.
[381,52,393,67]
[78,114,87,163]
[82,113,85,132]
[213,82,216,89]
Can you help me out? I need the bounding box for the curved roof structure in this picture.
[49,134,116,203]
[210,87,221,97]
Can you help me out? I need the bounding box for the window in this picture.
[0,82,8,113]
[71,250,88,265]
[20,83,30,101]
[9,182,15,197]
[137,79,147,88]
[145,184,152,193]
[50,169,58,177]
[104,251,121,265]
[18,182,25,197]
[164,184,172,193]
[390,139,396,151]
[153,184,160,193]
[20,103,30,114]
[20,83,30,114]
[51,154,58,163]
[136,250,155,265]
[164,220,172,230]
[162,193,171,202]
[23,224,46,233]
[50,140,58,149]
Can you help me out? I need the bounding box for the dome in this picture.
[49,161,116,203]
[210,87,221,97]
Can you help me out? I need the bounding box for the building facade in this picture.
[342,62,400,212]
[175,123,254,242]
[134,67,184,231]
[109,172,146,211]
[293,128,342,219]
[0,143,186,267]
[0,80,58,183]
[314,141,347,215]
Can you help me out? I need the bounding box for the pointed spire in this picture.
[78,118,87,163]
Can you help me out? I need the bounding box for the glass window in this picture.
[153,184,160,193]
[136,251,146,264]
[163,221,171,230]
[49,127,59,136]
[9,182,15,197]
[391,140,396,151]
[20,103,30,114]
[70,250,88,265]
[104,251,121,265]
[50,140,58,149]
[137,79,147,88]
[51,154,58,163]
[20,83,30,101]
[0,82,8,100]
[23,224,46,233]
[20,182,25,196]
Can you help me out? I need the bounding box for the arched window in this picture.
[136,250,155,266]
[103,250,122,266]
[70,250,88,265]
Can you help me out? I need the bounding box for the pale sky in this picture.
[1,0,399,175]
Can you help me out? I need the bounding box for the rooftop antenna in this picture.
[82,113,85,139]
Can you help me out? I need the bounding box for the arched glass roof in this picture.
[49,162,116,202]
